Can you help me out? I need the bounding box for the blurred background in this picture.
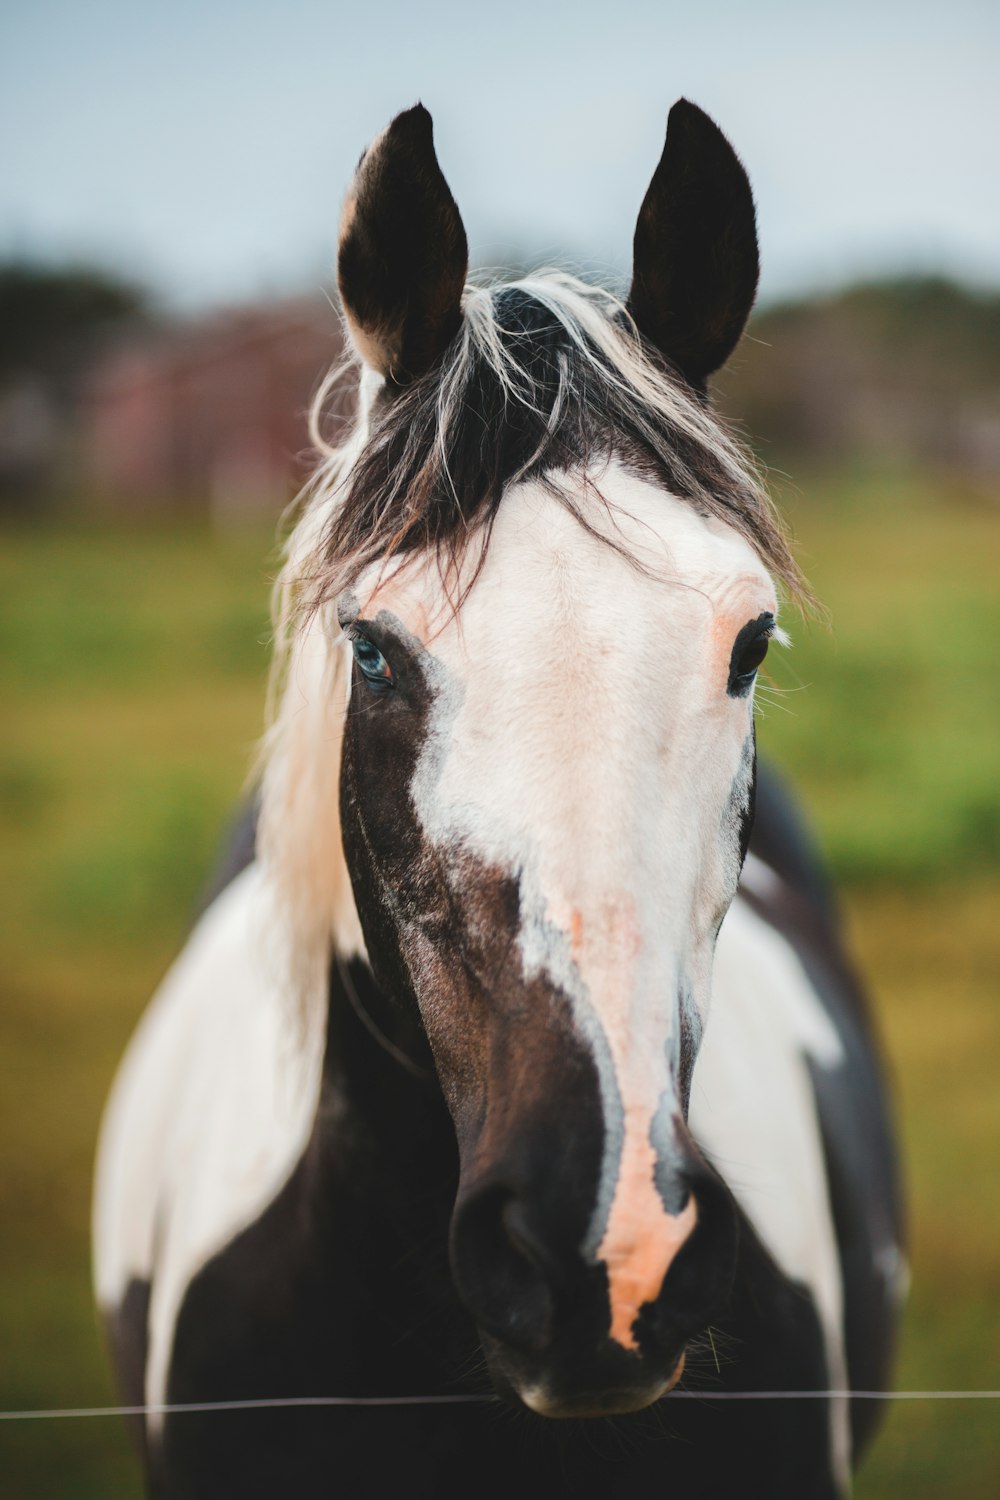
[1,2,997,1495]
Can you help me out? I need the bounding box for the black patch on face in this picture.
[337,604,607,1137]
[338,618,449,1010]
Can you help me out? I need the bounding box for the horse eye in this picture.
[728,615,775,697]
[351,636,394,690]
[736,633,770,679]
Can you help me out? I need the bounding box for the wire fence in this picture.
[2,1389,998,1422]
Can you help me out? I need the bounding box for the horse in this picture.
[93,100,904,1499]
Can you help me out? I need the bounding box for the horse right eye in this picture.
[352,637,395,691]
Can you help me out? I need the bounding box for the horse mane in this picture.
[304,269,805,613]
[258,270,810,1010]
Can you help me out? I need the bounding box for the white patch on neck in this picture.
[92,865,327,1434]
[692,889,851,1492]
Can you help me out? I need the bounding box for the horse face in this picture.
[324,93,775,1417]
[338,461,778,1415]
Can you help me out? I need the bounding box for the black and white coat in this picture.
[93,101,904,1500]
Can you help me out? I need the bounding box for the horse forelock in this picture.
[302,269,807,618]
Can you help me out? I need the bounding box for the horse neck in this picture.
[318,954,458,1206]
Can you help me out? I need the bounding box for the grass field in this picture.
[1,469,997,1496]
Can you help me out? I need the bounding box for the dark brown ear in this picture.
[337,104,468,384]
[628,99,759,392]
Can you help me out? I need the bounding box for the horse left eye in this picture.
[735,633,770,678]
[728,614,775,696]
[351,637,394,690]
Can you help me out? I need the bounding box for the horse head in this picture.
[262,101,803,1420]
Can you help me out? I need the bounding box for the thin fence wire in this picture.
[2,1390,999,1422]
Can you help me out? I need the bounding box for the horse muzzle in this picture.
[449,1135,738,1418]
[494,1342,689,1420]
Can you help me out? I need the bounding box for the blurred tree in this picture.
[718,277,1000,482]
[0,262,150,505]
[0,263,149,386]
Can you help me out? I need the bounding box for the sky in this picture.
[2,0,998,312]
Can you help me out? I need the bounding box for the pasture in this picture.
[0,467,997,1497]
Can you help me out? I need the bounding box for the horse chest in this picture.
[104,872,848,1499]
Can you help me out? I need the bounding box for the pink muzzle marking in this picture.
[599,1155,698,1351]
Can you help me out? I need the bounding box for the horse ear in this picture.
[628,99,759,392]
[337,104,468,384]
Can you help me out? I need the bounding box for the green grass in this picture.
[759,466,1000,884]
[0,473,997,1496]
[847,883,1000,1499]
[0,519,275,1498]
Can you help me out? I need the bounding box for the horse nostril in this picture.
[501,1197,568,1292]
[451,1185,555,1354]
[640,1166,738,1350]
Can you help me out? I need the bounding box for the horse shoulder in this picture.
[92,862,325,1418]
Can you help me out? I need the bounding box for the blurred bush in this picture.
[719,277,1000,485]
[0,263,150,507]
